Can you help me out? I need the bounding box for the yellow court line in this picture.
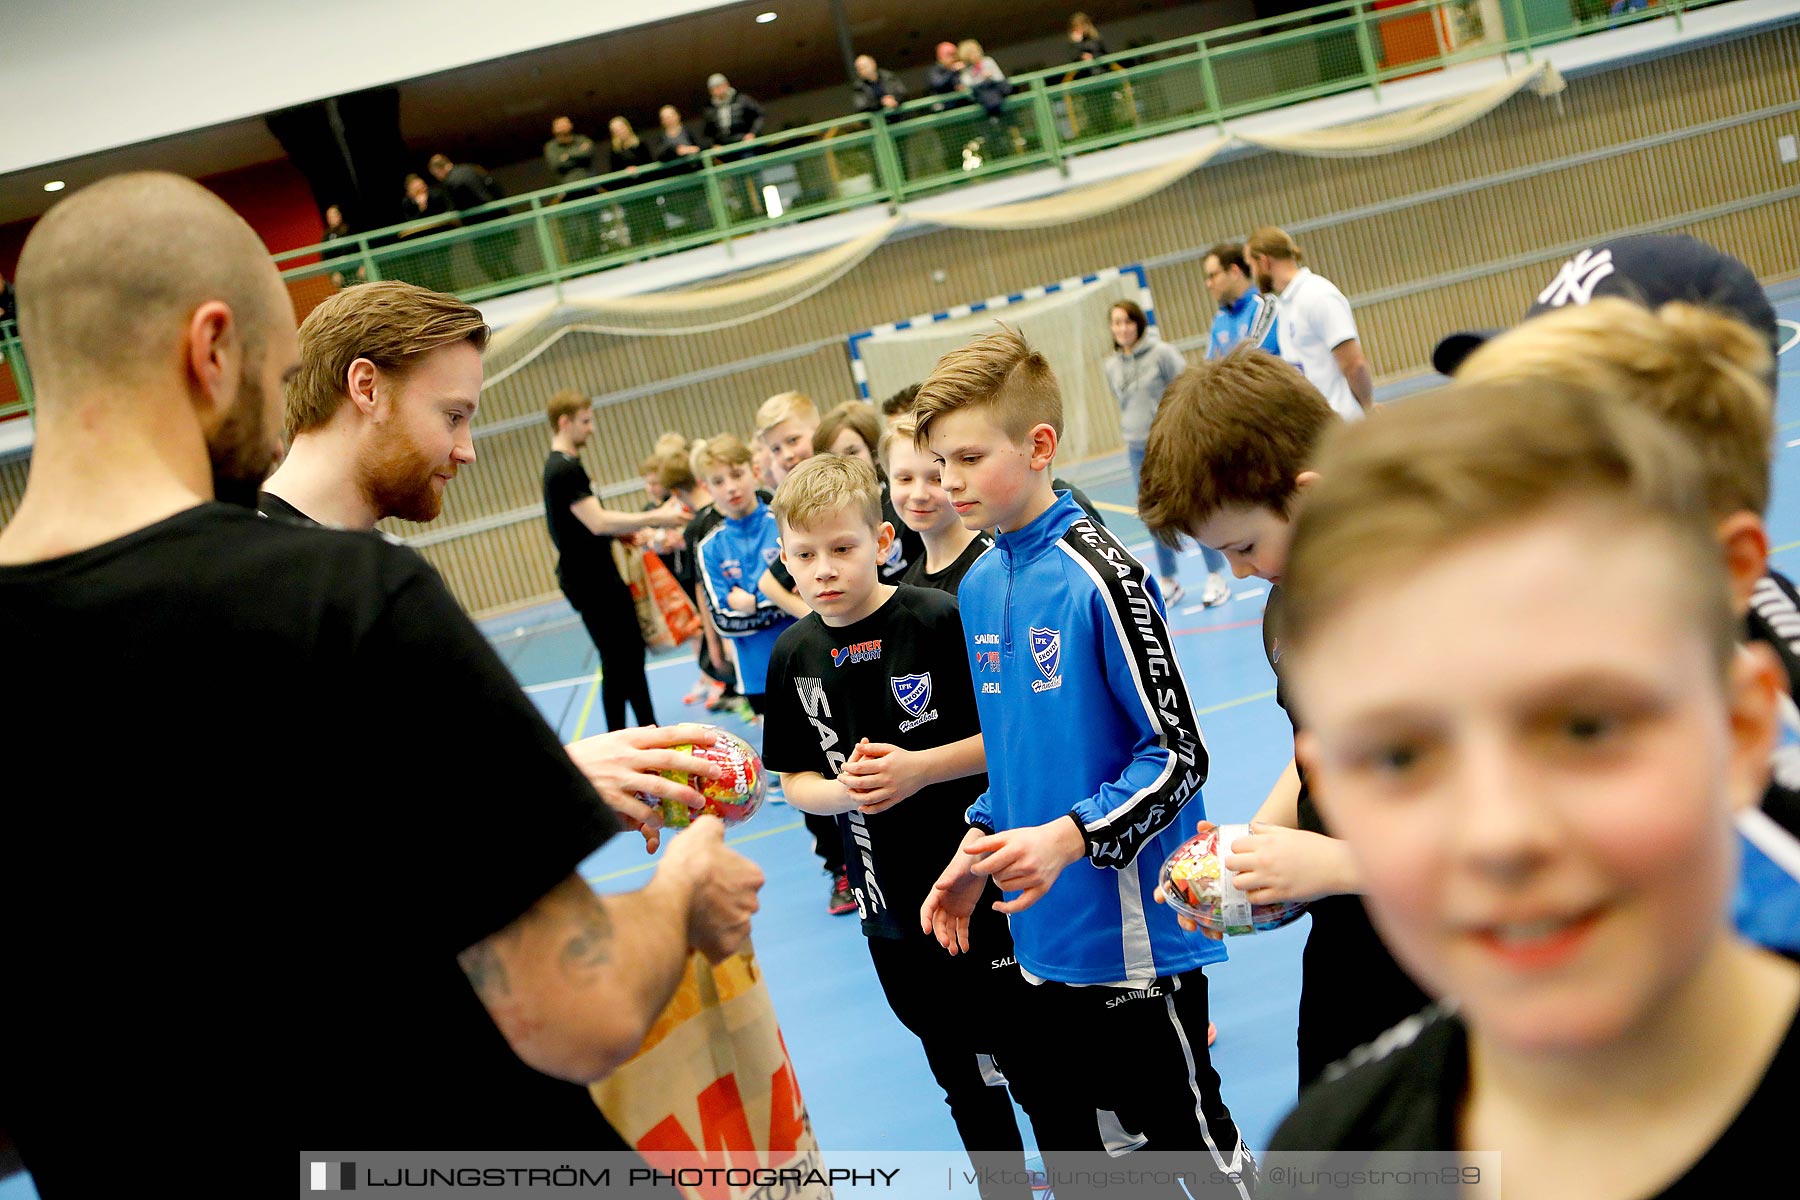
[1196,688,1277,716]
[1093,500,1140,516]
[571,665,604,741]
[585,819,806,886]
[1773,540,1800,556]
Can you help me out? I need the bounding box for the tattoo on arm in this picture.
[558,897,615,981]
[458,942,511,1002]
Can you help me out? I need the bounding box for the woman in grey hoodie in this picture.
[1104,301,1231,607]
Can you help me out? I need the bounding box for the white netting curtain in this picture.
[480,62,1565,364]
[1237,63,1565,157]
[854,274,1143,463]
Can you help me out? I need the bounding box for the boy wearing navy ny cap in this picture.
[1435,232,1798,953]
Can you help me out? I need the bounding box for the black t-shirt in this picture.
[1267,997,1800,1198]
[1263,584,1431,1086]
[900,532,994,596]
[256,489,315,524]
[0,505,625,1192]
[545,451,625,607]
[762,586,996,940]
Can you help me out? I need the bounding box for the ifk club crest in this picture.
[1029,627,1062,693]
[892,672,932,718]
[892,672,939,732]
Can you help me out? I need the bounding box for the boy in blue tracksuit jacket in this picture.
[915,327,1253,1195]
[692,434,796,704]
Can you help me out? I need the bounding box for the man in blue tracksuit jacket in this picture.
[913,326,1253,1195]
[1204,241,1280,359]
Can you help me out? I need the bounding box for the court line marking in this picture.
[585,818,806,886]
[1774,539,1800,556]
[571,667,604,740]
[525,651,696,693]
[1094,500,1140,516]
[1193,688,1278,716]
[1779,319,1799,357]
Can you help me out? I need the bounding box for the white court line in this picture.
[1779,319,1799,357]
[1786,437,1800,449]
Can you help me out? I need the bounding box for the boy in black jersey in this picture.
[760,455,1067,1197]
[1137,347,1428,1089]
[1264,382,1799,1199]
[883,415,993,596]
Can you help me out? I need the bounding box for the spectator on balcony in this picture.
[705,73,764,148]
[1069,12,1106,74]
[400,173,452,226]
[957,40,1011,117]
[607,117,662,253]
[652,105,711,171]
[321,205,363,289]
[925,41,964,104]
[852,54,909,118]
[429,153,519,283]
[429,153,508,219]
[608,117,656,174]
[544,116,600,191]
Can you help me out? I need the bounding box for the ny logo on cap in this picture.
[1537,249,1616,309]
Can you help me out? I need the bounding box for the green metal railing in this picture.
[0,0,1746,428]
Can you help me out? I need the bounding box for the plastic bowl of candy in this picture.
[1159,821,1308,936]
[655,726,767,829]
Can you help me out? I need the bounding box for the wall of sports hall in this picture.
[1,17,1796,619]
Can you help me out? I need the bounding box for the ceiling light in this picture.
[756,11,778,23]
[44,180,66,192]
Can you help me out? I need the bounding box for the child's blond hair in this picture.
[692,432,753,478]
[771,454,884,534]
[878,415,920,473]
[755,390,820,442]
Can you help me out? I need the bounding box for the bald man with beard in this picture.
[0,173,764,1194]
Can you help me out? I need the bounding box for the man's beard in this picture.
[208,368,278,509]
[1255,269,1275,294]
[362,418,450,524]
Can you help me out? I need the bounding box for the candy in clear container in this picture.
[1159,821,1308,936]
[654,726,767,828]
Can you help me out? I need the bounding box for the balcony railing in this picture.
[0,0,1740,428]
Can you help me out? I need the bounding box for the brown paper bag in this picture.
[591,944,833,1200]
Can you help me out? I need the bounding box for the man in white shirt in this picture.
[1247,226,1373,421]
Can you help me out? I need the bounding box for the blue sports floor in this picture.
[2,299,1795,1198]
